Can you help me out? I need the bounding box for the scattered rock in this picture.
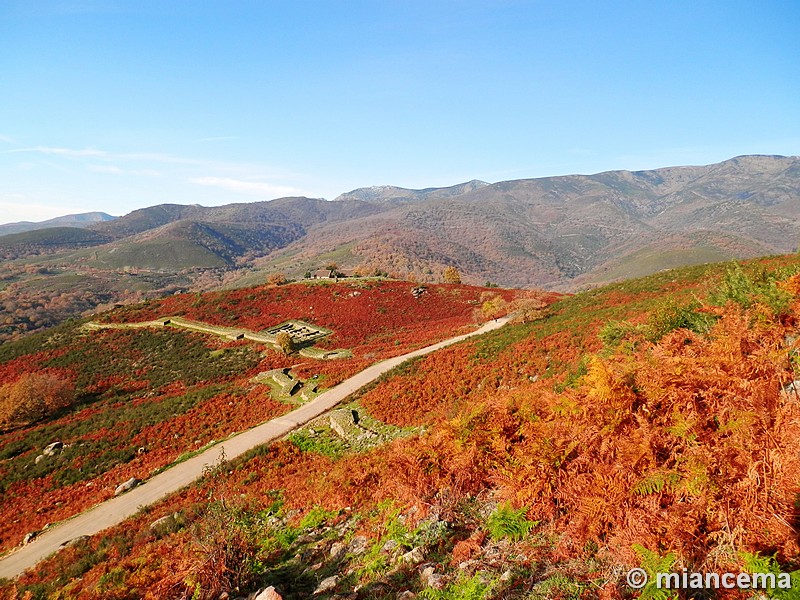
[348,535,368,555]
[34,454,46,465]
[22,531,38,545]
[420,566,446,589]
[253,587,283,600]
[397,592,417,600]
[458,559,478,571]
[401,547,425,564]
[500,569,513,582]
[382,538,398,553]
[314,575,339,595]
[137,446,148,455]
[329,541,347,560]
[329,415,348,438]
[149,512,179,530]
[43,441,63,456]
[114,477,140,496]
[59,535,91,548]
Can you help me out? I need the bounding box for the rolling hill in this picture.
[4,254,800,599]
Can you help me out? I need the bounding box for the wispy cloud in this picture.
[88,164,161,176]
[189,177,303,197]
[7,146,108,157]
[0,134,16,144]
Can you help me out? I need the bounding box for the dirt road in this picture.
[0,317,509,580]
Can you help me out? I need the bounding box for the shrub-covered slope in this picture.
[0,280,527,559]
[5,257,800,599]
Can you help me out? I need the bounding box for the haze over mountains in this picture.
[1,155,798,333]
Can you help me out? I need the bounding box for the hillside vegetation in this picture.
[0,280,527,560]
[5,255,800,599]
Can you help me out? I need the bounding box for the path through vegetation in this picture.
[0,318,509,580]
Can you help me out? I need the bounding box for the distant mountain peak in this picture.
[0,211,116,236]
[333,179,490,204]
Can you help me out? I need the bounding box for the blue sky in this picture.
[1,0,798,224]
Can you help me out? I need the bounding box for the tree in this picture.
[480,293,508,320]
[443,266,462,284]
[509,297,549,324]
[0,373,75,428]
[267,272,288,286]
[275,331,294,355]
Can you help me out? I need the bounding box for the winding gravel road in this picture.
[0,317,509,580]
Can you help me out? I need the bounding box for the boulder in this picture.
[253,587,283,600]
[59,535,91,548]
[22,531,38,545]
[149,512,179,530]
[43,441,63,456]
[314,575,339,595]
[401,547,425,564]
[114,477,140,496]
[329,541,347,560]
[348,535,368,555]
[329,415,348,438]
[420,566,445,589]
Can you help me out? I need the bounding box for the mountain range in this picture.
[1,154,799,340]
[35,154,800,286]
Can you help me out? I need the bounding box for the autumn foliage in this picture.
[0,372,74,429]
[9,259,800,598]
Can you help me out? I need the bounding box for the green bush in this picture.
[486,503,536,542]
[419,573,495,600]
[708,264,795,318]
[643,300,715,342]
[741,551,800,599]
[598,320,643,349]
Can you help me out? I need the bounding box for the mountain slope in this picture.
[2,155,799,343]
[0,212,115,236]
[8,254,800,599]
[0,227,113,260]
[262,154,800,288]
